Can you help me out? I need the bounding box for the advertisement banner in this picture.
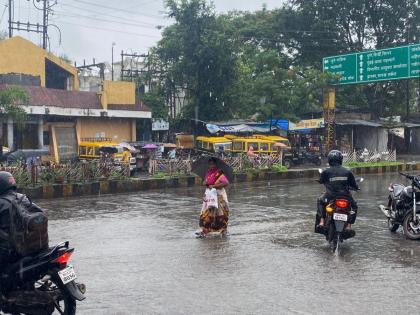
[289,118,325,131]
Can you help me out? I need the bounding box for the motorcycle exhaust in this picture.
[379,205,391,218]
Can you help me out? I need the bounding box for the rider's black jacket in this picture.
[0,191,15,268]
[319,165,359,197]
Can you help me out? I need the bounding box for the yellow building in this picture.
[0,36,152,163]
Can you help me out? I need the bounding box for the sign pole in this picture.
[323,87,336,153]
[406,79,410,119]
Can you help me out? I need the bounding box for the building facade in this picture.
[0,36,152,162]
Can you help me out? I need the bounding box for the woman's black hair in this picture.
[208,157,218,164]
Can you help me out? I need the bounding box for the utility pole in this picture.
[120,51,148,82]
[8,0,56,50]
[8,0,12,38]
[111,42,116,81]
[75,58,106,81]
[42,0,48,49]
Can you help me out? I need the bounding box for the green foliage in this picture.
[151,172,168,179]
[345,161,402,168]
[270,164,288,172]
[286,0,420,117]
[141,88,168,118]
[145,0,420,121]
[157,0,237,120]
[0,87,28,128]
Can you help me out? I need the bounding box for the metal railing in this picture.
[342,149,397,163]
[148,154,284,175]
[2,161,130,188]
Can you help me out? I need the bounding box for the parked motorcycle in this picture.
[283,150,322,169]
[379,173,420,240]
[0,241,85,315]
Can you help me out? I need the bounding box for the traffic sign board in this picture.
[323,44,420,85]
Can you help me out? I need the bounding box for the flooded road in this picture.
[40,173,420,314]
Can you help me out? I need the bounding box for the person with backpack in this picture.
[0,172,19,272]
[0,171,48,273]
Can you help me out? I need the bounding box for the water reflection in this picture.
[37,172,420,314]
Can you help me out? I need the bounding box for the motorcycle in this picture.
[379,172,420,240]
[316,169,363,252]
[0,241,86,315]
[283,150,322,169]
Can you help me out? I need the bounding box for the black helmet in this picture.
[0,171,17,195]
[328,150,343,167]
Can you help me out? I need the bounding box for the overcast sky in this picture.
[0,0,284,64]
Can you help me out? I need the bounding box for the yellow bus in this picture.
[252,135,291,149]
[196,136,232,153]
[79,140,125,160]
[231,138,278,154]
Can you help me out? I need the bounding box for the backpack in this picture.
[2,193,49,256]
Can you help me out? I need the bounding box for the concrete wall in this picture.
[76,117,136,142]
[102,80,136,105]
[0,36,79,90]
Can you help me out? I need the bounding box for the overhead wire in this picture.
[72,0,164,20]
[0,2,7,24]
[54,11,162,30]
[58,2,159,28]
[49,18,161,39]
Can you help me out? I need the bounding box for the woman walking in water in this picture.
[196,157,230,237]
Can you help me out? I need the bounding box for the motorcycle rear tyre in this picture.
[49,277,77,315]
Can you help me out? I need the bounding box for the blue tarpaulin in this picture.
[268,119,289,131]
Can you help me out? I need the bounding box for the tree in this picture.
[156,0,238,121]
[284,0,420,117]
[0,87,28,128]
[140,87,168,119]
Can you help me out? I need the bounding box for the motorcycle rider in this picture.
[315,150,359,233]
[0,172,22,292]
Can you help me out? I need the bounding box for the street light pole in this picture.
[111,42,116,81]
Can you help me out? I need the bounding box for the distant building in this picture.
[0,36,152,163]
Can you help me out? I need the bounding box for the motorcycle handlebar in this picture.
[399,172,415,180]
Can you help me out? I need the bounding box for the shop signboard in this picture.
[152,119,170,131]
[289,118,325,131]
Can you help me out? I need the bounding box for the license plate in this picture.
[58,266,77,285]
[333,213,348,222]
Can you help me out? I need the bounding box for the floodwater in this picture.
[39,172,420,315]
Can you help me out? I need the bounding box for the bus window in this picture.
[233,141,244,151]
[260,143,269,151]
[248,142,259,152]
[79,146,87,156]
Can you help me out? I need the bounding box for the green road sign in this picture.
[323,44,420,85]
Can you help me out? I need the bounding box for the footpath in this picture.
[19,162,420,200]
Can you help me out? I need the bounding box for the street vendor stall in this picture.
[288,118,326,155]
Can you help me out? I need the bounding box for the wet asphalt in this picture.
[39,172,420,315]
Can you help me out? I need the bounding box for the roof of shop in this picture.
[336,119,383,127]
[0,84,150,112]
